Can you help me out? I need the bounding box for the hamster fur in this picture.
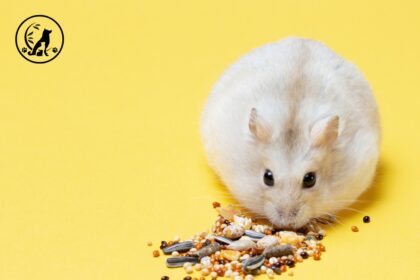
[200,37,380,229]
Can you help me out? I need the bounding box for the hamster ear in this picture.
[310,115,339,147]
[249,108,271,141]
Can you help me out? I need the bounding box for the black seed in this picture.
[161,276,169,280]
[160,241,167,249]
[285,259,295,267]
[224,219,230,225]
[271,264,280,270]
[183,277,192,280]
[316,234,324,240]
[300,251,309,259]
[363,216,370,223]
[274,267,282,274]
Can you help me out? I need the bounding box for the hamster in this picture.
[200,37,380,229]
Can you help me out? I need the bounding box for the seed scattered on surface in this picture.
[191,243,221,259]
[166,256,199,268]
[263,244,294,258]
[160,241,168,249]
[213,201,221,208]
[155,203,329,278]
[223,225,245,239]
[243,254,265,271]
[161,276,169,280]
[257,235,279,249]
[146,241,152,246]
[299,251,308,259]
[351,226,359,232]
[184,265,193,274]
[153,250,160,257]
[363,216,370,223]
[183,262,192,268]
[285,259,295,267]
[227,239,256,251]
[244,230,265,239]
[221,249,241,261]
[214,235,234,245]
[201,268,210,276]
[163,241,195,254]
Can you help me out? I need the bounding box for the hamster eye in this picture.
[263,169,275,187]
[302,172,316,188]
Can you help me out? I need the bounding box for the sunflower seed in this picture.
[242,254,265,271]
[162,241,194,254]
[214,235,233,245]
[166,256,199,268]
[244,230,266,239]
[263,244,294,258]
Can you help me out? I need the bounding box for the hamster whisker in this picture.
[325,199,370,204]
[320,221,339,233]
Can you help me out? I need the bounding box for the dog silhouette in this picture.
[29,29,52,56]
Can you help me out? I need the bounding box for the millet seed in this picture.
[212,201,221,208]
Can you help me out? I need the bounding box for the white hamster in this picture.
[200,37,380,229]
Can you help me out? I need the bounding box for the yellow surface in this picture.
[1,1,419,279]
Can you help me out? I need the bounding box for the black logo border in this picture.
[15,14,64,64]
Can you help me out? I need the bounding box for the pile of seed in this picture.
[155,203,327,280]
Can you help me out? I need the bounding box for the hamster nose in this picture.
[290,208,299,217]
[277,208,299,218]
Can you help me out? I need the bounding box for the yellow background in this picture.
[1,1,419,279]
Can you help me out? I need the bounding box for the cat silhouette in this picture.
[29,28,52,56]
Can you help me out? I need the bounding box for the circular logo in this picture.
[15,15,64,64]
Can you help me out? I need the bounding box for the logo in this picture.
[15,15,64,64]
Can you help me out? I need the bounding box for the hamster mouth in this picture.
[264,203,308,229]
[268,214,307,230]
